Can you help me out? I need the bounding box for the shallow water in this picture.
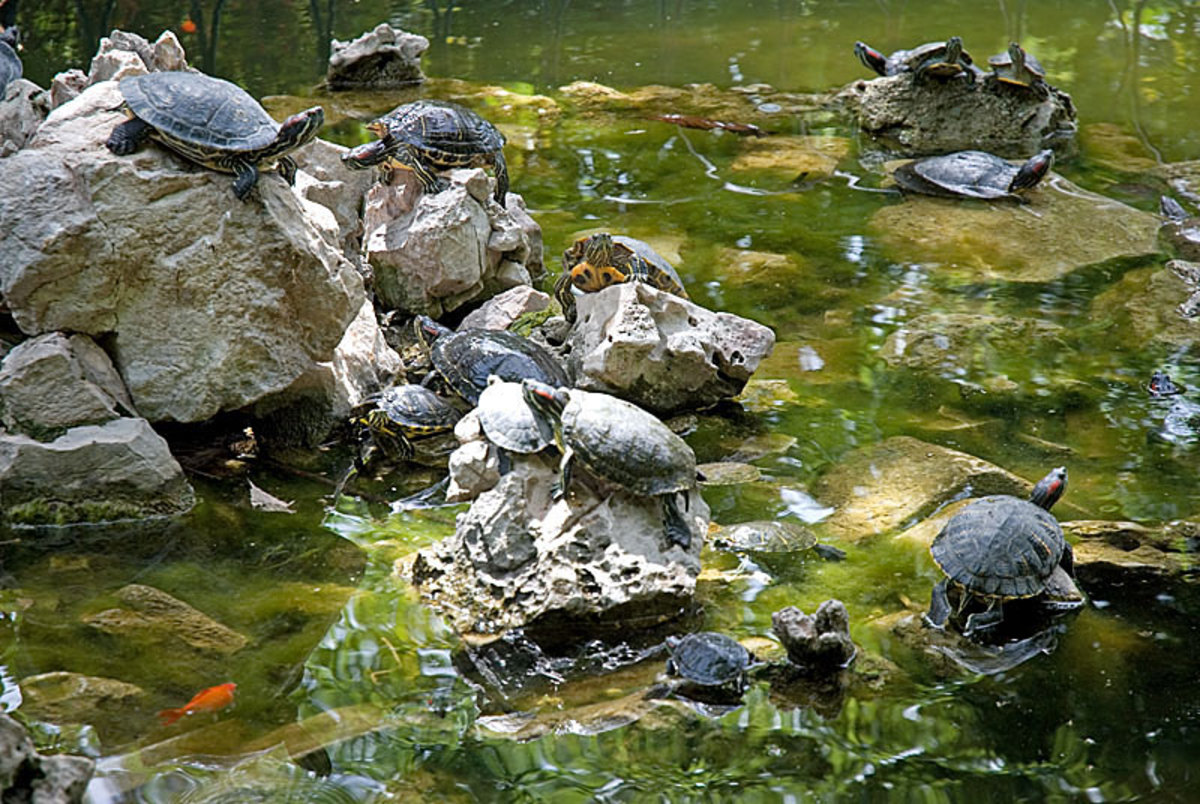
[5,1,1200,801]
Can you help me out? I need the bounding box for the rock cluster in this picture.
[325,23,429,90]
[0,713,93,804]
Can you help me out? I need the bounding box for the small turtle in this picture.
[0,26,21,93]
[1148,370,1184,397]
[926,467,1075,636]
[476,375,555,458]
[354,383,462,462]
[553,233,688,322]
[987,42,1047,89]
[414,316,569,406]
[913,36,979,83]
[893,149,1053,201]
[665,632,753,703]
[712,520,847,561]
[342,99,509,206]
[106,72,324,200]
[854,37,977,81]
[522,380,699,549]
[1159,196,1200,261]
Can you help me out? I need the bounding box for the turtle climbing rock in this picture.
[925,467,1078,636]
[354,383,462,463]
[665,631,754,703]
[893,149,1054,201]
[106,71,324,200]
[553,232,688,322]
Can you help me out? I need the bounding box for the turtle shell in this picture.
[476,379,554,454]
[988,43,1046,85]
[712,520,817,553]
[0,28,21,92]
[930,495,1066,601]
[432,329,568,406]
[893,150,1044,200]
[362,384,461,437]
[375,99,505,165]
[665,632,751,686]
[118,72,280,155]
[561,234,687,295]
[559,389,695,497]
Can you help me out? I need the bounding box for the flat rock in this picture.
[19,671,146,725]
[567,282,775,415]
[814,436,1030,541]
[325,23,428,90]
[1066,519,1199,588]
[870,175,1160,283]
[83,583,248,655]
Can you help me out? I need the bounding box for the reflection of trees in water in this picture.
[309,0,336,67]
[187,0,227,73]
[73,0,117,54]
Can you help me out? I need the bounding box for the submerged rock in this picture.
[1090,265,1200,356]
[566,282,775,415]
[325,24,428,90]
[19,672,146,726]
[0,713,93,804]
[83,584,248,655]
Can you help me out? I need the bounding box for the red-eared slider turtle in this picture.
[987,42,1047,89]
[0,26,20,92]
[355,383,462,462]
[476,376,555,456]
[1148,370,1184,397]
[665,632,753,703]
[106,72,325,200]
[854,37,977,81]
[415,316,568,406]
[926,467,1074,636]
[712,520,847,561]
[893,149,1053,201]
[341,99,509,206]
[553,233,689,322]
[1159,196,1200,261]
[522,380,699,549]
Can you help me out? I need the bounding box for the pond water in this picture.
[5,1,1200,801]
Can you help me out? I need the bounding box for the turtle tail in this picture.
[661,493,693,549]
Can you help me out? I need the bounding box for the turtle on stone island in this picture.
[664,632,754,703]
[854,37,979,82]
[553,232,688,322]
[987,42,1047,90]
[475,376,555,461]
[925,467,1078,636]
[341,99,509,206]
[893,149,1053,201]
[106,72,324,200]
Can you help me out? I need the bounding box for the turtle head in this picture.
[944,36,963,63]
[854,41,887,76]
[1007,42,1026,70]
[1160,195,1189,221]
[413,315,453,348]
[1009,149,1053,193]
[1029,467,1067,510]
[342,138,394,170]
[521,379,568,421]
[582,233,615,267]
[276,106,324,151]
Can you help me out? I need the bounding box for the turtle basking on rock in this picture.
[854,36,979,83]
[664,631,754,704]
[893,149,1053,201]
[553,232,688,323]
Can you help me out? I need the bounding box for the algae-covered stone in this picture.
[83,584,249,655]
[19,672,146,725]
[730,135,849,178]
[1090,265,1200,356]
[1066,519,1198,587]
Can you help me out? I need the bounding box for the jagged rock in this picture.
[1091,265,1200,355]
[49,68,88,109]
[83,583,248,655]
[412,450,706,637]
[0,332,135,439]
[870,175,1159,283]
[0,80,364,422]
[459,285,551,331]
[445,411,501,503]
[1066,520,1199,588]
[0,713,93,804]
[325,24,428,90]
[771,601,857,672]
[815,436,1031,541]
[291,138,378,261]
[565,282,775,415]
[0,418,194,525]
[364,168,544,317]
[88,30,188,82]
[19,672,146,725]
[0,78,49,155]
[840,73,1075,157]
[252,299,402,447]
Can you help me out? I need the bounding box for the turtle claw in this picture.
[962,607,1005,636]
[923,580,951,629]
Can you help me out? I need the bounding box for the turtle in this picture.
[414,316,569,406]
[854,37,977,81]
[987,42,1047,89]
[0,26,21,93]
[475,376,555,456]
[553,232,688,322]
[521,379,699,549]
[664,632,753,703]
[893,149,1054,201]
[1148,370,1184,398]
[106,72,324,201]
[925,466,1074,636]
[341,99,509,206]
[711,520,847,561]
[1159,195,1200,261]
[354,383,462,463]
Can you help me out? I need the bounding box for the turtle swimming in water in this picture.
[342,99,509,206]
[925,467,1077,636]
[553,232,688,322]
[893,149,1054,201]
[106,71,324,200]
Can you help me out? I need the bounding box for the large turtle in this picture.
[415,316,568,406]
[893,149,1053,201]
[342,99,509,206]
[553,232,688,322]
[354,383,462,463]
[521,380,699,549]
[106,72,325,200]
[925,467,1075,636]
[664,632,753,703]
[0,26,20,93]
[854,37,977,81]
[987,42,1047,89]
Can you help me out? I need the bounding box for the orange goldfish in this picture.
[157,682,236,726]
[180,19,197,34]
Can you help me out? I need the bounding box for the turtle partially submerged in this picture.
[355,383,462,462]
[553,232,688,322]
[0,26,21,93]
[415,316,568,406]
[926,467,1077,636]
[665,632,753,703]
[893,149,1053,201]
[854,37,978,82]
[987,42,1047,89]
[342,99,509,206]
[1159,195,1200,261]
[521,380,699,549]
[106,72,324,200]
[711,520,847,562]
[1148,370,1184,398]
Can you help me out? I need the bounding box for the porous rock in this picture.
[364,168,544,316]
[83,584,248,655]
[412,450,706,637]
[291,137,378,261]
[458,285,551,331]
[48,68,88,109]
[566,282,775,415]
[0,78,49,155]
[325,23,429,90]
[0,80,364,422]
[771,600,857,672]
[0,713,93,804]
[0,418,194,525]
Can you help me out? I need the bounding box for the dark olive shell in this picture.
[365,384,461,437]
[666,632,751,686]
[894,150,1026,200]
[376,99,504,164]
[118,72,280,153]
[432,329,568,406]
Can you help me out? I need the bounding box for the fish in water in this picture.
[157,682,237,726]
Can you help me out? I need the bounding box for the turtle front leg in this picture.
[660,493,692,550]
[106,116,153,155]
[923,580,951,629]
[491,150,510,207]
[552,447,574,501]
[962,603,1005,636]
[232,160,259,201]
[277,155,298,186]
[399,145,449,194]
